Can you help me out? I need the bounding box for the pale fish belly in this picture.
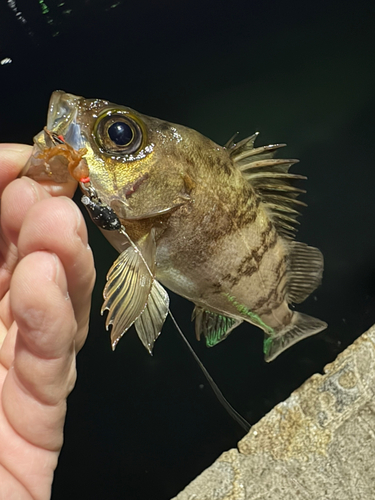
[155,242,203,300]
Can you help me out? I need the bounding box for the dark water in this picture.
[1,1,375,498]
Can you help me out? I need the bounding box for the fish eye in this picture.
[108,122,133,146]
[94,110,146,155]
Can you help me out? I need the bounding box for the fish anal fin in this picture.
[193,306,242,347]
[287,241,324,304]
[264,312,327,362]
[134,280,169,354]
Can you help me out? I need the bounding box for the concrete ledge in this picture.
[173,325,375,499]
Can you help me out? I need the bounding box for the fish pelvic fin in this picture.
[263,312,327,362]
[101,230,156,350]
[101,244,152,350]
[193,306,243,347]
[134,280,169,355]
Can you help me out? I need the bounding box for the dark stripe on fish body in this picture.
[223,217,289,315]
[253,255,288,310]
[232,188,261,231]
[251,245,289,314]
[190,188,261,267]
[220,219,276,287]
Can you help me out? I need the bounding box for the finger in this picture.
[4,251,76,451]
[17,197,95,351]
[34,177,78,198]
[0,143,78,199]
[1,177,50,247]
[0,291,13,354]
[0,177,52,301]
[0,144,32,196]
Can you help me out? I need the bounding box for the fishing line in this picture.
[80,182,251,433]
[116,225,251,432]
[168,309,251,433]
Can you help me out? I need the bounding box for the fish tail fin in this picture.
[263,312,327,362]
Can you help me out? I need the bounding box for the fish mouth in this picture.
[20,91,86,180]
[32,91,84,152]
[45,90,83,149]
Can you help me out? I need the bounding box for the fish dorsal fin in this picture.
[228,133,306,238]
[287,241,324,304]
[134,280,170,354]
[101,231,156,350]
[193,306,243,347]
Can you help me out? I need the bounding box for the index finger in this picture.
[0,144,78,198]
[0,145,33,196]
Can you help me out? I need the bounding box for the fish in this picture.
[22,90,327,363]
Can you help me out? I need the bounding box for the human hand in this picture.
[0,144,95,499]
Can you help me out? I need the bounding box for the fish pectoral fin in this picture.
[134,280,170,355]
[101,239,154,351]
[193,306,242,347]
[263,312,327,362]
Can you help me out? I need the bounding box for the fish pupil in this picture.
[108,122,133,146]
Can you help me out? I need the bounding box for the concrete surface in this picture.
[173,324,375,499]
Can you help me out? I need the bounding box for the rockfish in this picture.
[23,91,327,363]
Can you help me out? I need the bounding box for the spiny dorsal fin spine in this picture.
[265,203,302,216]
[263,194,307,208]
[245,143,287,156]
[224,132,240,149]
[238,158,297,172]
[229,132,307,237]
[243,172,306,181]
[229,131,259,152]
[254,183,305,194]
[234,146,287,164]
[273,213,301,226]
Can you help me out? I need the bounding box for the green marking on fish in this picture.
[223,293,274,335]
[263,337,273,355]
[204,312,237,347]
